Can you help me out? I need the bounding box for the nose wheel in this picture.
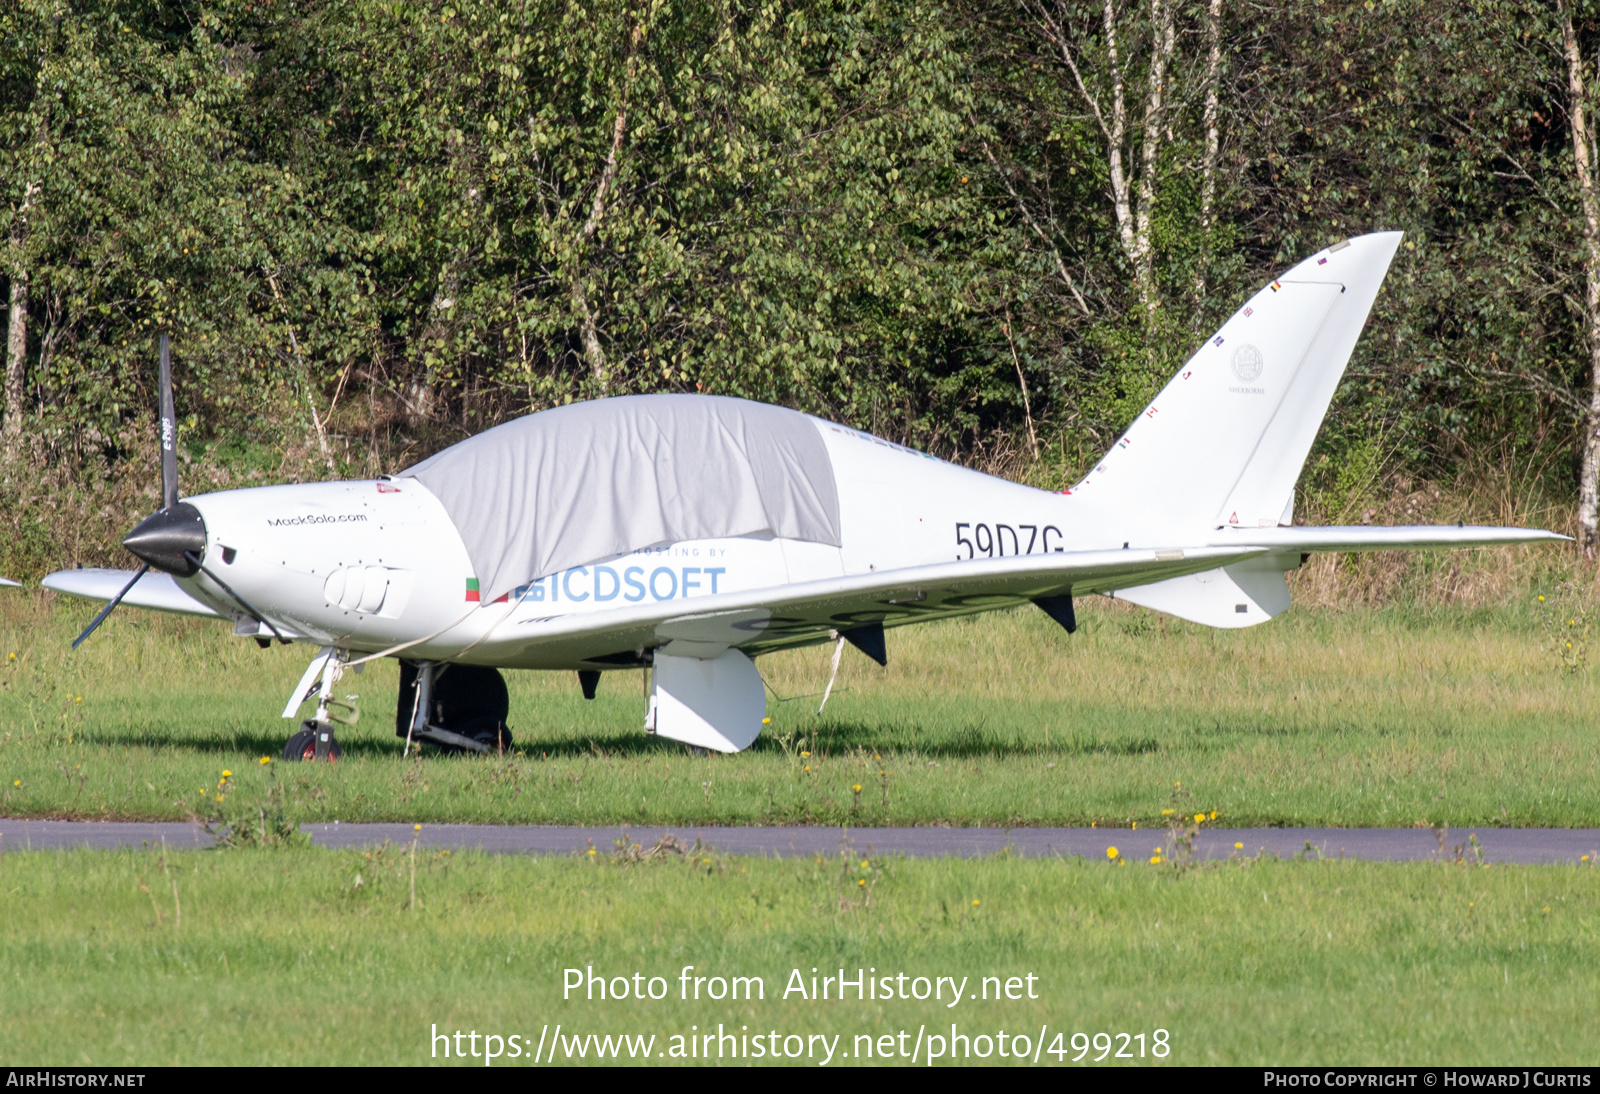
[282,720,344,762]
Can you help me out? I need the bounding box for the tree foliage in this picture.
[3,0,1600,572]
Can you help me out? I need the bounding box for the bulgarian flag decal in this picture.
[465,577,480,603]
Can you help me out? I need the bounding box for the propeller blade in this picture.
[71,563,151,649]
[183,551,290,644]
[159,332,179,512]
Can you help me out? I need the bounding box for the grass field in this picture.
[2,845,1596,1065]
[2,585,1597,828]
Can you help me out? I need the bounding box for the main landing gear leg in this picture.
[396,660,513,755]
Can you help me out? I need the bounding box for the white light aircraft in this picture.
[44,232,1564,757]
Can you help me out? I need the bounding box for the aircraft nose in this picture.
[122,503,207,576]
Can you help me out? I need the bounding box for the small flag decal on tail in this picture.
[1243,306,1254,317]
[1269,280,1282,293]
[1317,256,1328,265]
[465,577,480,602]
[1213,336,1225,346]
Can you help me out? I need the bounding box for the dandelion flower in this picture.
[1106,847,1119,860]
[762,717,770,724]
[860,860,869,869]
[75,696,82,702]
[800,751,810,757]
[1161,809,1175,816]
[1234,842,1244,850]
[852,784,862,792]
[1210,811,1217,820]
[1539,595,1546,601]
[587,848,596,856]
[1583,855,1591,862]
[222,770,232,778]
[857,879,865,887]
[259,757,271,765]
[414,823,422,832]
[1194,813,1205,824]
[972,899,980,906]
[1150,856,1162,864]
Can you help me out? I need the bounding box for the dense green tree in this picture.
[6,0,1600,576]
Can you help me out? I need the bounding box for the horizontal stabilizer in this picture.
[41,568,223,619]
[1211,525,1570,552]
[0,577,20,588]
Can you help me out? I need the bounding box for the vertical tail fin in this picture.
[1067,232,1403,545]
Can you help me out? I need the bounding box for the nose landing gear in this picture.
[281,646,355,762]
[282,720,345,762]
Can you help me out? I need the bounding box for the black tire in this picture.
[397,661,510,739]
[282,720,343,762]
[461,715,513,753]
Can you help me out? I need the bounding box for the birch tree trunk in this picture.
[2,263,25,453]
[1037,0,1175,316]
[1192,0,1222,306]
[570,25,642,396]
[2,183,38,455]
[1130,0,1174,316]
[1560,1,1600,559]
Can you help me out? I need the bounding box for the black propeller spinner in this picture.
[74,333,284,648]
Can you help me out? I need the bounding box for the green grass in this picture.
[2,846,1597,1065]
[2,590,1597,827]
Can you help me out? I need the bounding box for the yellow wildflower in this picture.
[1106,847,1119,860]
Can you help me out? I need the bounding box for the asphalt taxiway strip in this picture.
[2,819,1598,863]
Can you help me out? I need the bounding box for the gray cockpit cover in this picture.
[399,394,842,602]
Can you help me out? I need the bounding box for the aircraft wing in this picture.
[41,567,225,619]
[0,577,19,587]
[503,545,1268,663]
[1209,524,1569,552]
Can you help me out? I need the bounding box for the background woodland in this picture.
[4,0,1599,599]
